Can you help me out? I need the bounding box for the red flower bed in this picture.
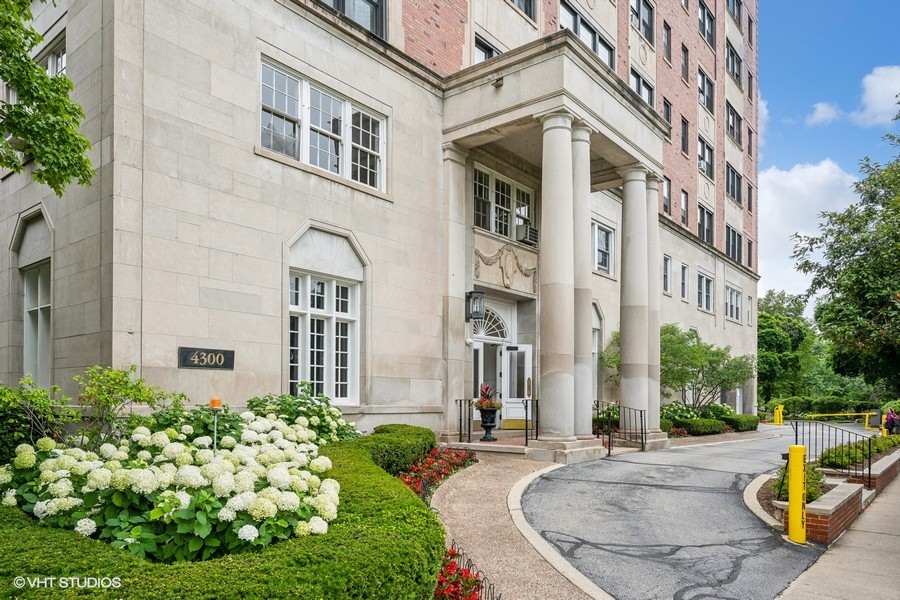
[399,447,477,502]
[434,548,482,600]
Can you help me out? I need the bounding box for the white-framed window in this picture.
[698,1,715,46]
[662,176,671,214]
[630,0,655,44]
[40,38,66,77]
[681,189,689,225]
[698,204,713,244]
[514,0,535,19]
[697,272,713,311]
[662,99,672,139]
[726,102,743,146]
[288,273,359,401]
[726,41,743,87]
[23,262,51,387]
[747,295,753,324]
[260,62,385,190]
[698,135,714,179]
[725,225,743,262]
[725,164,742,204]
[593,222,613,274]
[680,264,689,300]
[726,0,743,28]
[698,68,714,114]
[630,69,654,105]
[473,165,535,241]
[561,1,615,67]
[318,0,385,38]
[662,255,671,294]
[663,22,672,62]
[475,35,501,63]
[726,286,742,321]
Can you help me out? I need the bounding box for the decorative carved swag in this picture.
[474,244,537,293]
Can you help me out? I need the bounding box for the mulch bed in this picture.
[756,477,837,521]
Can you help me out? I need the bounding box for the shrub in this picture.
[697,403,735,420]
[661,403,699,421]
[136,405,246,442]
[669,427,688,438]
[809,396,851,415]
[771,462,825,502]
[768,396,813,418]
[881,399,900,414]
[0,377,78,464]
[659,418,673,433]
[672,418,726,436]
[721,414,760,432]
[247,385,361,442]
[0,411,342,563]
[818,434,900,469]
[0,441,445,599]
[355,424,436,475]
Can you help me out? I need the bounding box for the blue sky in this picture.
[757,0,899,300]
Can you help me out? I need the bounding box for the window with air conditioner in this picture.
[474,165,536,245]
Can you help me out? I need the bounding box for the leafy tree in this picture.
[0,0,93,195]
[758,290,807,320]
[756,310,813,402]
[792,113,900,395]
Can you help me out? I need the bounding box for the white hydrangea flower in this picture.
[175,465,208,489]
[249,420,271,433]
[13,452,37,469]
[48,478,74,498]
[309,416,320,426]
[309,456,332,474]
[181,425,194,435]
[36,437,56,452]
[234,471,257,494]
[75,518,97,537]
[290,477,309,494]
[295,416,309,427]
[110,469,130,491]
[212,473,235,498]
[308,516,328,535]
[174,453,194,466]
[137,450,152,462]
[240,430,259,444]
[174,490,192,509]
[63,447,87,460]
[33,500,49,519]
[113,450,129,462]
[104,460,122,471]
[162,443,186,459]
[2,489,16,507]
[132,426,151,438]
[217,506,236,522]
[220,435,237,449]
[294,521,310,536]
[237,524,258,542]
[149,431,170,448]
[129,469,158,495]
[240,411,256,422]
[248,497,277,521]
[194,449,214,465]
[40,470,59,484]
[225,491,257,512]
[193,436,213,449]
[15,444,35,456]
[276,491,300,512]
[45,497,82,516]
[266,466,291,490]
[320,478,340,497]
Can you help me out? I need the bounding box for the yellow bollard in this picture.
[788,445,807,544]
[773,405,784,426]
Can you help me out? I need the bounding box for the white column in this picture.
[646,174,662,431]
[572,123,593,439]
[619,168,650,417]
[538,112,576,441]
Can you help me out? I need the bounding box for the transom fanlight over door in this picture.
[471,307,509,340]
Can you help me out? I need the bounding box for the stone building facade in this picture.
[1,0,758,440]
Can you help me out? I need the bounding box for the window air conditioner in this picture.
[516,225,539,246]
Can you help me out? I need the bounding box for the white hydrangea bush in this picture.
[0,412,342,562]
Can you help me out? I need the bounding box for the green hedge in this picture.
[355,424,436,476]
[672,418,726,436]
[660,418,673,433]
[771,462,825,502]
[0,438,445,598]
[818,434,900,469]
[721,414,760,432]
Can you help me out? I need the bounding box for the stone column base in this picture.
[645,431,671,451]
[525,438,607,464]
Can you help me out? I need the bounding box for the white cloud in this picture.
[758,98,769,147]
[758,160,858,300]
[849,66,900,127]
[805,102,841,126]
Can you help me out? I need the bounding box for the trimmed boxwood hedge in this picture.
[0,431,444,598]
[721,414,760,432]
[672,418,726,436]
[355,424,436,475]
[660,418,674,433]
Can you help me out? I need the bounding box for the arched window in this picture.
[471,307,509,340]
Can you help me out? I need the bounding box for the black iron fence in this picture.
[790,420,873,489]
[456,398,473,443]
[594,401,647,455]
[522,398,540,447]
[447,540,502,599]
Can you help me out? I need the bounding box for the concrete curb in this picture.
[507,464,615,600]
[744,472,784,531]
[669,432,781,450]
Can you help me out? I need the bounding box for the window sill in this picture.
[725,317,743,325]
[472,226,540,253]
[593,269,618,283]
[254,146,392,203]
[629,23,655,49]
[697,306,715,315]
[663,290,673,297]
[504,0,537,28]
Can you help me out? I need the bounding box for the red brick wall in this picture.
[848,456,899,492]
[542,0,558,35]
[401,0,468,77]
[782,487,862,546]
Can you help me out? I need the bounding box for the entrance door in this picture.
[499,344,532,422]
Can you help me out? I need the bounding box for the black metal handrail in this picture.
[790,420,873,489]
[594,401,647,455]
[447,540,502,599]
[456,398,473,443]
[523,398,539,447]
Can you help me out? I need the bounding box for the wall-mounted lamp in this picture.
[465,290,485,322]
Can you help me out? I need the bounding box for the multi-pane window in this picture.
[681,190,688,225]
[748,17,755,46]
[725,164,742,204]
[697,204,713,244]
[748,129,754,157]
[593,223,613,274]
[318,0,385,37]
[747,185,754,212]
[261,63,385,190]
[473,166,535,242]
[41,40,66,77]
[748,240,754,268]
[662,99,672,138]
[726,0,742,27]
[697,273,713,311]
[23,263,51,387]
[726,102,743,146]
[663,22,672,62]
[748,72,754,101]
[725,225,743,262]
[630,69,654,105]
[681,264,689,300]
[682,0,689,9]
[681,117,689,154]
[560,1,614,67]
[698,1,715,46]
[515,0,535,19]
[630,0,655,44]
[748,295,753,324]
[662,177,671,214]
[288,273,358,400]
[662,255,671,293]
[474,36,500,63]
[698,135,714,179]
[726,287,742,321]
[726,41,743,87]
[698,68,714,114]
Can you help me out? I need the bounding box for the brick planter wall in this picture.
[779,483,862,546]
[847,453,900,492]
